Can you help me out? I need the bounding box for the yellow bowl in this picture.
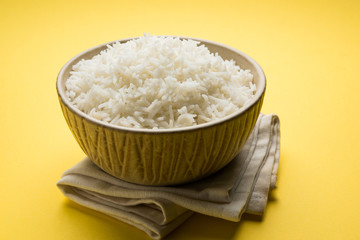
[56,37,266,186]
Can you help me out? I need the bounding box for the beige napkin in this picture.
[57,113,280,239]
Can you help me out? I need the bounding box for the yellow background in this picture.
[1,0,359,239]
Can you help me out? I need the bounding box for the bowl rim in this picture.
[56,36,266,133]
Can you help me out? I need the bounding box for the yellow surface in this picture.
[1,0,359,239]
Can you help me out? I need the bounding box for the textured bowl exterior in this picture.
[57,37,266,185]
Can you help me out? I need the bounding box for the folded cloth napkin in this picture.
[57,113,280,239]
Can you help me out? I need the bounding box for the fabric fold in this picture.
[57,113,280,239]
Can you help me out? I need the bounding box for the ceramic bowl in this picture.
[56,37,266,186]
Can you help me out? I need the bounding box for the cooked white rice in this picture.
[65,35,256,129]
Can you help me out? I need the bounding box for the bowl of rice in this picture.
[56,35,266,185]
